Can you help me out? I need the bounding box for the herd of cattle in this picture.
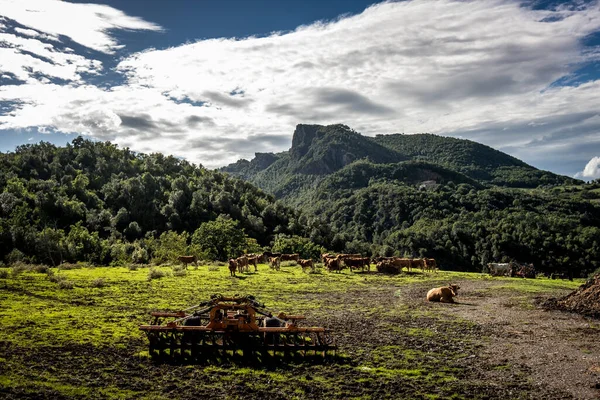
[180,254,539,279]
[220,253,440,276]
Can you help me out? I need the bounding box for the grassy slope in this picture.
[0,265,583,399]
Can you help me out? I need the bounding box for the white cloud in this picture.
[575,156,600,180]
[0,0,161,53]
[1,0,600,172]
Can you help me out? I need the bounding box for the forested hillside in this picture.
[0,137,309,265]
[223,124,600,276]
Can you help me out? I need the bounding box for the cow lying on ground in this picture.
[228,259,237,276]
[298,259,314,273]
[269,257,281,271]
[427,284,460,303]
[178,255,198,269]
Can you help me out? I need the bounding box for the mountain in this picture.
[222,124,578,203]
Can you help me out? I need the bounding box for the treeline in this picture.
[0,138,313,265]
[301,176,600,276]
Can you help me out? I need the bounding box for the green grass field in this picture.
[0,264,584,399]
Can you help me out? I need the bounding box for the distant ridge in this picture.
[221,124,578,201]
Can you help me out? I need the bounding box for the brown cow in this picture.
[178,255,198,269]
[263,251,281,263]
[427,284,459,303]
[245,255,259,272]
[424,258,437,273]
[269,257,281,271]
[298,259,314,273]
[411,258,425,271]
[326,256,344,273]
[236,256,249,273]
[344,257,369,272]
[228,259,237,277]
[321,253,334,263]
[280,253,300,262]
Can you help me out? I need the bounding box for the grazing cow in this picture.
[236,256,249,273]
[326,256,344,273]
[375,258,412,274]
[423,258,437,273]
[344,257,369,272]
[269,257,281,271]
[487,263,513,277]
[280,253,300,262]
[298,259,314,273]
[427,284,460,303]
[245,255,259,272]
[411,258,425,271]
[228,259,238,276]
[321,253,334,263]
[263,251,282,263]
[177,255,198,269]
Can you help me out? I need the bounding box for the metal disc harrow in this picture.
[140,294,337,361]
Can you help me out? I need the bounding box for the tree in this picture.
[191,215,247,261]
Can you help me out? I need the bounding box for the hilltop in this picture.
[222,124,577,202]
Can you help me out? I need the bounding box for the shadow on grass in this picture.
[148,351,350,369]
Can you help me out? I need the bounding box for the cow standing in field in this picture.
[280,253,300,262]
[269,257,281,271]
[228,259,238,277]
[245,255,259,272]
[344,257,369,272]
[298,259,314,273]
[263,252,282,263]
[423,258,437,273]
[236,256,249,273]
[325,256,345,273]
[178,255,198,270]
[411,258,425,271]
[487,263,512,277]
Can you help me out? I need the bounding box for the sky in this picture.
[1,0,600,179]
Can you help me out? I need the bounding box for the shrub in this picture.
[91,278,106,288]
[147,267,168,280]
[58,263,82,270]
[31,265,49,274]
[128,264,139,271]
[57,280,74,289]
[207,265,220,272]
[173,268,187,277]
[11,263,27,277]
[48,273,64,283]
[6,249,26,264]
[0,269,9,279]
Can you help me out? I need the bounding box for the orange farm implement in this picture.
[139,294,337,360]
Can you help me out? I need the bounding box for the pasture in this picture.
[0,264,598,399]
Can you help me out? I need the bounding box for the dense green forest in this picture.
[2,127,599,277]
[0,137,312,265]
